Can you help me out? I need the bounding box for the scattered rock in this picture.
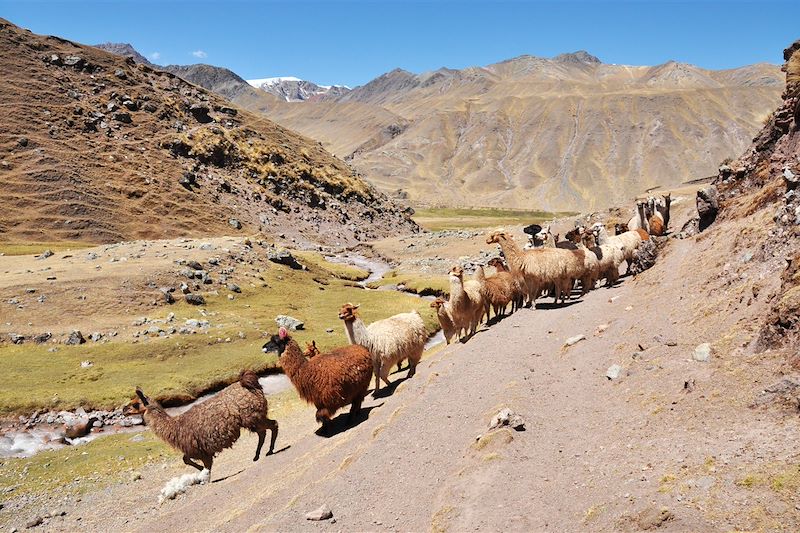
[38,249,54,260]
[226,283,241,293]
[10,334,24,345]
[693,343,712,362]
[131,471,142,482]
[275,315,304,331]
[160,288,175,304]
[80,361,93,368]
[25,516,43,529]
[228,218,242,230]
[683,378,696,392]
[18,137,28,147]
[636,506,674,530]
[180,282,190,294]
[564,334,586,347]
[188,103,212,123]
[606,364,624,380]
[488,408,525,431]
[65,330,85,345]
[305,504,333,521]
[33,332,52,344]
[185,294,205,306]
[89,332,103,342]
[186,260,203,270]
[267,249,303,269]
[112,112,132,124]
[114,68,127,79]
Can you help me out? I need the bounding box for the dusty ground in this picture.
[4,192,800,532]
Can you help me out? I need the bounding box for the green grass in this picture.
[0,432,171,501]
[412,207,576,231]
[0,241,93,256]
[366,270,450,297]
[0,257,438,415]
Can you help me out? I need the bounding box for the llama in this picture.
[123,371,278,473]
[338,303,428,394]
[448,265,488,338]
[486,231,582,304]
[487,257,526,311]
[475,265,515,320]
[430,297,457,344]
[581,231,625,287]
[262,328,372,433]
[591,223,644,275]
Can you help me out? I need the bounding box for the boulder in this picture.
[488,408,525,431]
[606,364,624,380]
[185,294,205,306]
[189,103,212,123]
[697,186,719,231]
[267,249,303,270]
[65,330,85,345]
[275,315,304,331]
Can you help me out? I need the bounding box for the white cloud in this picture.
[148,52,161,61]
[191,50,207,59]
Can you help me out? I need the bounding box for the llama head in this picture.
[487,257,503,268]
[448,265,464,279]
[430,297,446,310]
[262,328,291,355]
[486,231,507,244]
[123,387,151,416]
[303,340,320,358]
[337,303,360,321]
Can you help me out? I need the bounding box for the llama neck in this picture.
[595,227,610,245]
[476,266,486,281]
[496,238,524,271]
[449,275,467,304]
[279,339,307,386]
[343,317,369,345]
[143,406,181,450]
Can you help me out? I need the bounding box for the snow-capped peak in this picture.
[247,76,351,102]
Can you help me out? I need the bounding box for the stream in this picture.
[0,254,444,459]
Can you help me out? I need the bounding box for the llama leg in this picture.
[380,365,392,387]
[373,362,382,394]
[348,395,364,422]
[183,455,204,471]
[266,418,278,455]
[407,353,420,378]
[253,429,265,461]
[201,457,213,472]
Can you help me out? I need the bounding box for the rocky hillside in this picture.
[711,39,800,349]
[0,19,417,245]
[247,76,350,102]
[263,52,783,211]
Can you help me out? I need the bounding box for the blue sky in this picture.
[1,1,798,87]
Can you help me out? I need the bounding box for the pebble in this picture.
[606,364,624,380]
[564,334,586,347]
[693,343,712,362]
[305,504,333,521]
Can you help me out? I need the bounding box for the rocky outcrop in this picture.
[714,39,800,349]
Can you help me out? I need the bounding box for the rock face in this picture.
[713,39,800,350]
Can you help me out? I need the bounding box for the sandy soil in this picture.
[10,198,800,532]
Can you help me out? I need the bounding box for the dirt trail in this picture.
[36,219,800,532]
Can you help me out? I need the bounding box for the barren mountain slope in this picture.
[0,19,416,245]
[261,54,783,211]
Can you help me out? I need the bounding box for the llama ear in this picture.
[278,327,288,339]
[135,387,149,406]
[353,303,360,309]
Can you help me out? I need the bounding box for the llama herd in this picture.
[123,194,671,479]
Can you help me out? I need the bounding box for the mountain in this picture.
[247,76,350,102]
[259,53,784,211]
[0,18,417,245]
[94,42,152,65]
